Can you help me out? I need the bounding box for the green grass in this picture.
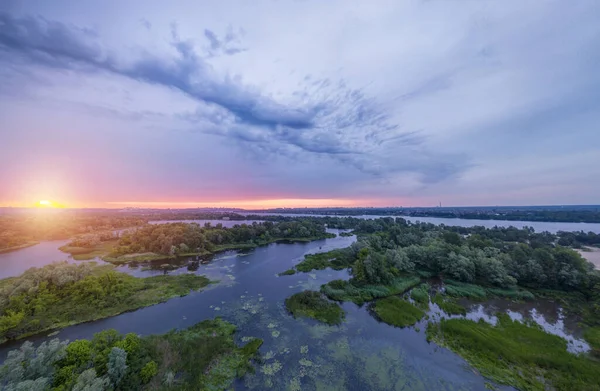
[426,314,600,391]
[278,269,296,276]
[103,253,175,265]
[444,280,534,301]
[584,327,600,358]
[321,276,421,305]
[285,291,345,325]
[294,249,352,272]
[372,296,425,328]
[410,284,430,308]
[487,287,535,300]
[444,280,488,300]
[432,293,466,315]
[60,240,118,260]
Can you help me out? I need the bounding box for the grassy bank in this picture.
[0,318,263,390]
[0,241,40,254]
[584,327,600,358]
[294,248,354,273]
[444,279,535,301]
[410,284,430,309]
[59,240,118,260]
[321,276,421,305]
[432,293,466,315]
[285,291,345,325]
[101,233,337,266]
[0,262,212,342]
[372,296,425,327]
[426,314,600,390]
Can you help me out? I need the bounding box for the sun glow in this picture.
[35,200,64,208]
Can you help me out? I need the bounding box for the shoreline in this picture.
[0,241,40,254]
[60,233,337,265]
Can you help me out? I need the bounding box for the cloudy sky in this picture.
[1,0,599,208]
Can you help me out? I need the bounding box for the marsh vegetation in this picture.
[285,291,345,325]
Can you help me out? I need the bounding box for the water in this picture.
[457,298,590,354]
[0,240,72,279]
[0,220,263,279]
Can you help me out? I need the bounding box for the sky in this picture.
[1,0,599,209]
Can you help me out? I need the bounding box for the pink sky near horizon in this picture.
[0,197,413,210]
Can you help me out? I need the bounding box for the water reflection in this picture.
[458,298,590,353]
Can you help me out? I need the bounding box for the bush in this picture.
[140,361,158,384]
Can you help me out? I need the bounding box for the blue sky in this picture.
[1,0,599,208]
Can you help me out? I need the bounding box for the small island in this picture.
[59,220,336,264]
[285,290,345,325]
[0,261,212,343]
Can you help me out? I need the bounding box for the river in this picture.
[0,217,595,389]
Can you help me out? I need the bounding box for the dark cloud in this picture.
[204,29,220,50]
[0,12,311,129]
[203,27,246,56]
[0,12,470,185]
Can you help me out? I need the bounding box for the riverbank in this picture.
[0,241,39,254]
[0,262,212,343]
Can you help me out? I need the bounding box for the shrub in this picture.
[140,361,158,384]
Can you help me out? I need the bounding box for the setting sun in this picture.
[35,200,64,208]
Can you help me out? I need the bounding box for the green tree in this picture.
[140,361,158,384]
[107,347,127,387]
[72,369,109,391]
